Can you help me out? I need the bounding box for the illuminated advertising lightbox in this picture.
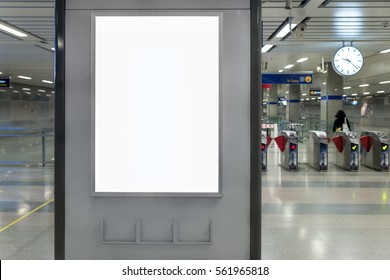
[93,14,220,196]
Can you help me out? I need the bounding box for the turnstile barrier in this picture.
[308,131,328,171]
[261,131,273,172]
[274,130,298,171]
[360,131,389,171]
[332,131,359,171]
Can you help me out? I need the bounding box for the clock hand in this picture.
[342,58,359,70]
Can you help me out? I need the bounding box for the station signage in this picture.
[0,77,11,87]
[262,72,313,85]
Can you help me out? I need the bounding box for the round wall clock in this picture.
[332,46,364,76]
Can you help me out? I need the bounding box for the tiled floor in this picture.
[262,142,390,259]
[0,166,54,259]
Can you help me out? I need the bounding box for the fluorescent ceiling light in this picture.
[322,82,326,85]
[42,80,53,84]
[302,93,307,96]
[363,92,370,95]
[380,48,390,54]
[297,57,308,63]
[22,88,30,91]
[305,98,309,100]
[38,89,46,92]
[0,23,28,37]
[278,69,284,73]
[366,96,372,98]
[261,44,273,53]
[300,99,304,101]
[276,23,297,38]
[342,94,347,97]
[18,75,32,80]
[351,93,358,96]
[317,97,321,100]
[311,98,315,100]
[284,64,294,69]
[25,92,31,95]
[377,90,385,93]
[359,84,369,87]
[0,72,2,74]
[343,86,351,89]
[13,90,19,93]
[379,81,390,84]
[51,48,55,51]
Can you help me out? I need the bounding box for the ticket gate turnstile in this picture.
[307,131,328,171]
[274,130,298,171]
[360,131,389,171]
[261,131,267,171]
[261,131,272,172]
[332,131,359,171]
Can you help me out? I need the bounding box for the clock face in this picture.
[332,46,364,76]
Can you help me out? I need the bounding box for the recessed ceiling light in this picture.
[379,81,390,84]
[359,84,369,87]
[261,44,273,53]
[0,72,2,75]
[284,64,294,69]
[276,23,297,38]
[380,48,390,54]
[297,57,308,63]
[343,86,351,90]
[0,22,28,37]
[18,75,31,80]
[42,80,53,84]
[322,82,326,85]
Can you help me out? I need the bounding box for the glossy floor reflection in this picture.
[262,142,390,259]
[0,166,54,259]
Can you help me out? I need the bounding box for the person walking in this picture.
[333,110,351,132]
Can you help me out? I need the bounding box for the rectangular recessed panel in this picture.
[93,15,220,195]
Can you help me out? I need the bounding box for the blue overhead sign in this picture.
[262,72,313,84]
[0,77,11,88]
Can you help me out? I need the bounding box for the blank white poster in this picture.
[94,15,220,194]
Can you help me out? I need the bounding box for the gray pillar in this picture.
[267,85,278,120]
[320,62,344,132]
[287,84,301,122]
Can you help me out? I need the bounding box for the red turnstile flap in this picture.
[360,135,372,152]
[332,136,344,153]
[267,136,273,148]
[328,137,331,143]
[274,135,286,152]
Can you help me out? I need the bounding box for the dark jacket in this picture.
[333,110,351,132]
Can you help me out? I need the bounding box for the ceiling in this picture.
[0,1,389,98]
[0,0,54,92]
[262,0,390,97]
